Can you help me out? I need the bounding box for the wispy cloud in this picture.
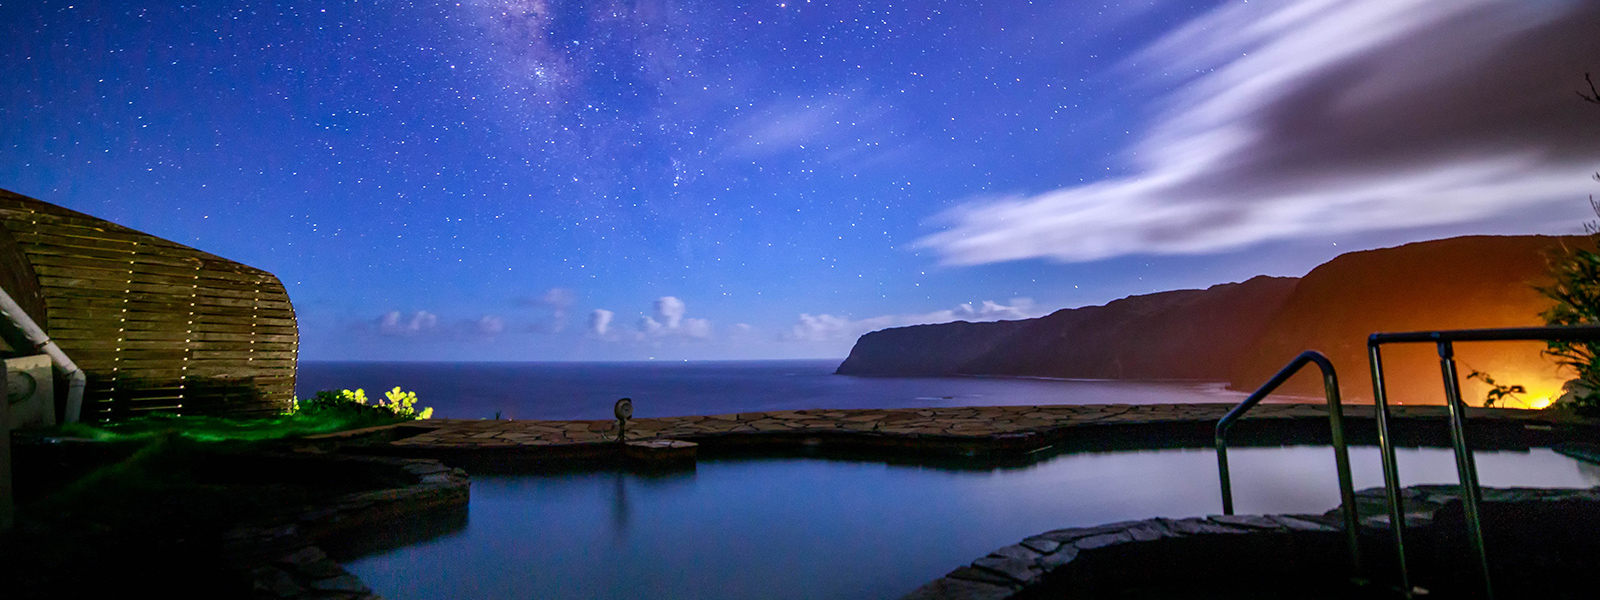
[635,295,710,339]
[365,310,506,339]
[678,317,712,339]
[474,315,506,336]
[375,310,439,337]
[518,287,577,333]
[916,0,1600,265]
[654,295,687,329]
[783,299,1043,342]
[589,309,614,336]
[784,313,895,343]
[587,297,712,342]
[717,93,900,164]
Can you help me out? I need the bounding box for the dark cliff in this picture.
[835,275,1300,379]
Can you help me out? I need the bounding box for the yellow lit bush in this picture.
[290,387,433,420]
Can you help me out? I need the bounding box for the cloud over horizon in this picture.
[365,310,506,339]
[375,310,439,337]
[785,298,1043,343]
[587,297,712,342]
[916,0,1600,265]
[639,295,711,339]
[589,309,615,336]
[518,287,577,333]
[654,296,687,329]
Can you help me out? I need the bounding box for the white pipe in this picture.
[0,285,84,423]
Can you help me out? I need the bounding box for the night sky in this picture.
[4,0,1599,361]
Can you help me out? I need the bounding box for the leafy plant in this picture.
[1539,222,1600,414]
[1536,75,1600,415]
[1465,369,1528,408]
[381,387,433,419]
[288,387,432,420]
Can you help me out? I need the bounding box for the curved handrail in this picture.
[1215,350,1360,577]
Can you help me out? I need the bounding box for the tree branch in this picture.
[1581,73,1600,106]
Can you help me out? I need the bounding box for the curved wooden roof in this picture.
[0,188,297,419]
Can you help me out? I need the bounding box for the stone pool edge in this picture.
[332,403,1596,466]
[221,453,469,600]
[902,485,1600,600]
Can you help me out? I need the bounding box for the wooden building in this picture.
[0,188,297,420]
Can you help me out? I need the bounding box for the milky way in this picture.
[2,0,1596,360]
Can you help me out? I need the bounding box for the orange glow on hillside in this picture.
[1466,372,1565,410]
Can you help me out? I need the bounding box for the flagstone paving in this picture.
[373,403,1577,454]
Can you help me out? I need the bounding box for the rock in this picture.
[249,566,304,598]
[274,545,329,567]
[624,439,698,464]
[946,566,1021,588]
[1074,531,1134,551]
[1166,517,1249,536]
[1124,521,1174,542]
[275,546,346,580]
[972,555,1040,584]
[987,544,1040,562]
[1210,514,1282,530]
[307,574,370,593]
[899,577,1019,600]
[1273,515,1338,532]
[1037,545,1080,569]
[1036,521,1147,544]
[403,462,453,475]
[1019,537,1060,554]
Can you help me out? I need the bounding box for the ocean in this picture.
[294,359,1255,420]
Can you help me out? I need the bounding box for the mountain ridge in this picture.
[835,275,1299,380]
[836,235,1587,405]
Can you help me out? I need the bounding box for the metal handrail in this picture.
[1215,350,1361,578]
[1368,324,1600,600]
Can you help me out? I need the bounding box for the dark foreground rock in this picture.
[0,442,468,600]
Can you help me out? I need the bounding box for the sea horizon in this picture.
[294,359,1254,421]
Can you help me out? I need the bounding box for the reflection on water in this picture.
[611,472,628,541]
[347,446,1594,600]
[1580,461,1600,487]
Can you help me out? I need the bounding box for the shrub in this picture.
[1540,230,1600,414]
[1542,76,1600,415]
[288,387,432,420]
[1465,369,1529,408]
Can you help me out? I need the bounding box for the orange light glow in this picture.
[1512,378,1564,409]
[1468,372,1565,410]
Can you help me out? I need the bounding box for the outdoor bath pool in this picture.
[345,445,1599,600]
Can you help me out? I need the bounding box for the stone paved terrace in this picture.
[352,403,1588,457]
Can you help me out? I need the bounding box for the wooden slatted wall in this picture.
[0,189,297,420]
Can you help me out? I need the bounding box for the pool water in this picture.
[346,446,1598,600]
